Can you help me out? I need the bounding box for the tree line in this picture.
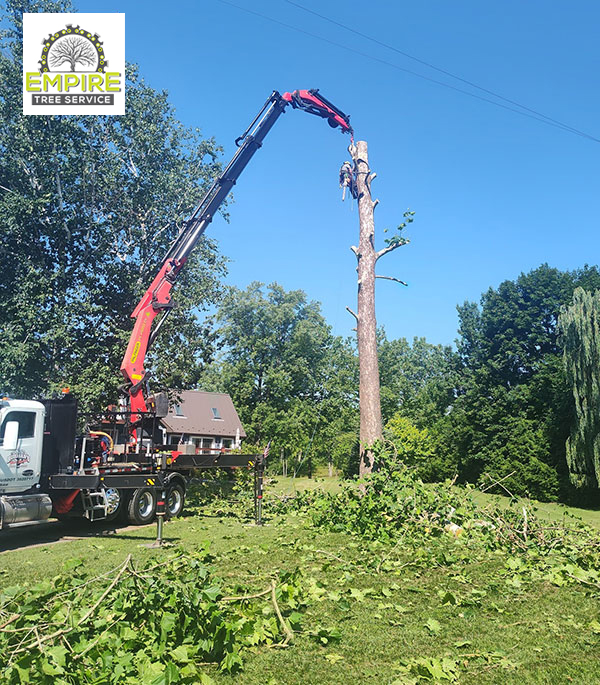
[198,266,600,504]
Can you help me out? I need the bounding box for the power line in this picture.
[216,0,600,144]
[285,0,598,143]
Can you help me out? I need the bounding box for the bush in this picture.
[285,444,477,542]
[385,413,453,482]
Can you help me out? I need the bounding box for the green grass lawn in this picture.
[2,479,600,684]
[268,474,342,495]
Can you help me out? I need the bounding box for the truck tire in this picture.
[166,481,186,519]
[126,487,157,525]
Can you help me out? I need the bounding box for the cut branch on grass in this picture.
[271,580,294,645]
[51,558,131,601]
[313,549,347,564]
[565,572,600,589]
[377,558,415,575]
[78,554,132,626]
[2,548,309,678]
[0,614,19,630]
[478,472,517,496]
[72,619,119,660]
[221,587,273,602]
[11,555,133,656]
[375,530,410,573]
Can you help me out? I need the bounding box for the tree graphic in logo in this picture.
[49,36,96,71]
[39,24,107,73]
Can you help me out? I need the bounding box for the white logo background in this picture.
[23,13,125,115]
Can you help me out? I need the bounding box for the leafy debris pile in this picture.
[271,447,600,594]
[0,549,307,684]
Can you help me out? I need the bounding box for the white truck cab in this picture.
[0,399,45,495]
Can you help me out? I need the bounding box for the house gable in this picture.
[160,391,246,440]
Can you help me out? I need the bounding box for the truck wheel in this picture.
[126,488,156,525]
[103,488,124,522]
[166,482,185,519]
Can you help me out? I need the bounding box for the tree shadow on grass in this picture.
[0,518,181,553]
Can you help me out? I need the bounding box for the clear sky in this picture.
[76,0,600,346]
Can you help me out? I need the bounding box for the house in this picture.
[159,391,246,454]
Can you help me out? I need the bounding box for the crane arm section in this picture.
[120,89,352,428]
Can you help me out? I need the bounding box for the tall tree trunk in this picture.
[352,141,382,476]
[346,141,410,476]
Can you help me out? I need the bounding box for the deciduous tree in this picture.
[0,3,226,410]
[378,333,456,425]
[203,282,359,466]
[559,287,600,488]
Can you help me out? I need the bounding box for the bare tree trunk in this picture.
[350,141,382,476]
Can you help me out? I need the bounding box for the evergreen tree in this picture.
[441,264,600,500]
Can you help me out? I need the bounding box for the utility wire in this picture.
[217,0,600,143]
[285,0,598,143]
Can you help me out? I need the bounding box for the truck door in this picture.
[0,408,44,495]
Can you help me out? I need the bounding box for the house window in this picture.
[211,407,222,420]
[223,439,232,449]
[174,405,185,417]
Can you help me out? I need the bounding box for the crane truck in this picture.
[0,89,353,532]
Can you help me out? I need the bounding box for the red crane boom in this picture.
[120,89,353,439]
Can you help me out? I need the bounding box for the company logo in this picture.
[7,450,30,467]
[23,13,125,115]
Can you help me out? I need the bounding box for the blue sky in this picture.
[75,0,599,346]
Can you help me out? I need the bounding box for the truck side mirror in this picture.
[3,421,19,451]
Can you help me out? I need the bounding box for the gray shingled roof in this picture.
[160,391,247,438]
